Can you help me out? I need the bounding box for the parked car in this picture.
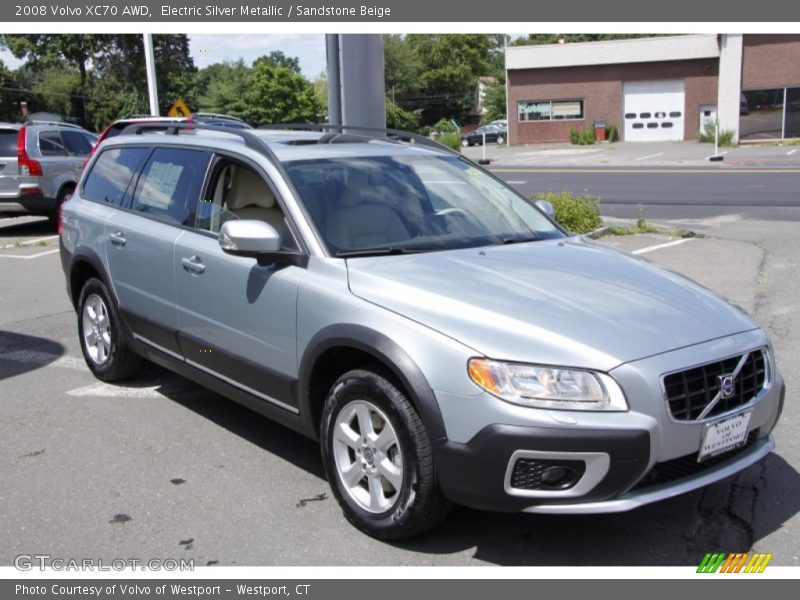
[488,119,508,129]
[189,112,252,129]
[0,120,96,228]
[60,124,785,540]
[90,115,188,157]
[461,124,505,147]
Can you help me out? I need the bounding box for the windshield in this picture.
[285,154,562,256]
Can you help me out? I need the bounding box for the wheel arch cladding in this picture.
[69,249,112,309]
[299,324,447,443]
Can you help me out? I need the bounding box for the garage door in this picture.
[623,80,685,142]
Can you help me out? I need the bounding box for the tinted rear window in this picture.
[62,130,93,156]
[82,147,149,206]
[0,130,18,156]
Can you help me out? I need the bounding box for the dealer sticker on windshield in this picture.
[698,411,751,462]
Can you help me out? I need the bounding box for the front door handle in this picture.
[181,255,205,274]
[108,231,127,247]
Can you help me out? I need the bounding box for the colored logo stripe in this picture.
[697,552,773,573]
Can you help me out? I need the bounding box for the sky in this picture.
[1,34,328,79]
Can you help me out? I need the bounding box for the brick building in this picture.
[505,34,800,143]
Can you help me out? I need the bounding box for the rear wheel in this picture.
[320,369,451,540]
[77,278,144,381]
[48,186,73,231]
[461,138,469,147]
[496,134,505,145]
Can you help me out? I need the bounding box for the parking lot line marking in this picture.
[634,152,664,161]
[788,149,797,156]
[632,239,693,255]
[0,235,58,250]
[0,249,60,259]
[0,349,86,371]
[66,378,206,399]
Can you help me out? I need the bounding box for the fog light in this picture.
[510,458,586,491]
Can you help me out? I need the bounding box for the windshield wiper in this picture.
[335,247,423,258]
[495,235,539,245]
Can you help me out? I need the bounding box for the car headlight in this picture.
[468,358,628,411]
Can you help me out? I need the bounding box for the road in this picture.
[492,167,800,221]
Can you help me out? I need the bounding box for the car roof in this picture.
[99,127,454,163]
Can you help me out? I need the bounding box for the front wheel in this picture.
[461,138,469,147]
[320,369,451,540]
[77,277,144,381]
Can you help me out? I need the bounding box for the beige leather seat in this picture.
[326,172,411,250]
[226,167,285,233]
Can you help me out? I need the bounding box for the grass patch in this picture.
[698,120,737,146]
[438,133,462,152]
[533,190,602,234]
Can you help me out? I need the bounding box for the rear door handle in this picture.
[181,255,205,274]
[108,231,127,247]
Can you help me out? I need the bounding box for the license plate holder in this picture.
[698,411,752,462]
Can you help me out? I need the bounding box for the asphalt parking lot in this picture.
[1,212,798,566]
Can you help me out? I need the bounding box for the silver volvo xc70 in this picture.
[59,123,785,539]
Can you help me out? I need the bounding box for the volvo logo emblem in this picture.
[719,374,736,398]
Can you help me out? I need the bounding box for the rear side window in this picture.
[39,130,67,156]
[0,130,18,156]
[82,147,149,206]
[62,130,93,156]
[130,148,208,226]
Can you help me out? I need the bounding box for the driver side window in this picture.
[195,157,298,250]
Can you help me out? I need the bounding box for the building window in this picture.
[518,100,584,122]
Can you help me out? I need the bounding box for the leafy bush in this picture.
[698,120,737,146]
[418,125,432,137]
[606,124,619,142]
[569,125,596,145]
[432,118,457,134]
[438,133,462,152]
[534,190,602,233]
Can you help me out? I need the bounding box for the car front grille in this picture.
[663,349,768,421]
[632,431,759,490]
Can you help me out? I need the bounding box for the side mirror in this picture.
[218,220,307,267]
[535,200,556,220]
[219,220,281,255]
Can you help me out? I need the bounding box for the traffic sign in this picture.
[167,98,191,117]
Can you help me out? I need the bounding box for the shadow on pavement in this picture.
[120,364,800,566]
[0,217,52,238]
[0,330,66,382]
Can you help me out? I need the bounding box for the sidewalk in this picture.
[462,140,800,169]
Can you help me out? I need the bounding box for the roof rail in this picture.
[257,123,460,157]
[191,112,248,123]
[25,119,85,130]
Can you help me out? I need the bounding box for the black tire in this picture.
[48,186,73,231]
[320,369,451,540]
[77,277,144,381]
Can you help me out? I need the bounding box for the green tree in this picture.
[312,70,328,119]
[243,62,322,125]
[253,51,301,74]
[0,60,21,121]
[1,34,100,122]
[403,34,493,125]
[195,59,252,119]
[385,100,421,131]
[481,81,506,124]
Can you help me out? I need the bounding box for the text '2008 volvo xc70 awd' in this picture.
[59,123,785,539]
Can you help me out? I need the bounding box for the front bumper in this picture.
[433,379,784,514]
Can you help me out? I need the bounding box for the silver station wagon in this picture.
[59,123,785,539]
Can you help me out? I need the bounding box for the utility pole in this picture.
[143,34,159,116]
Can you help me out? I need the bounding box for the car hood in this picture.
[345,237,758,371]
